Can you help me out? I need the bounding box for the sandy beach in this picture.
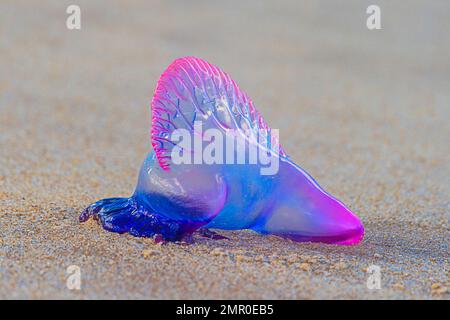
[0,0,448,299]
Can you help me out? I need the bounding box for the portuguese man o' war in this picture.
[80,56,364,245]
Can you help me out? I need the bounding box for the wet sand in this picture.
[0,0,448,299]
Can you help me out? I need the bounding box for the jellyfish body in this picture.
[80,57,364,245]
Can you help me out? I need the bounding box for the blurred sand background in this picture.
[0,0,448,299]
